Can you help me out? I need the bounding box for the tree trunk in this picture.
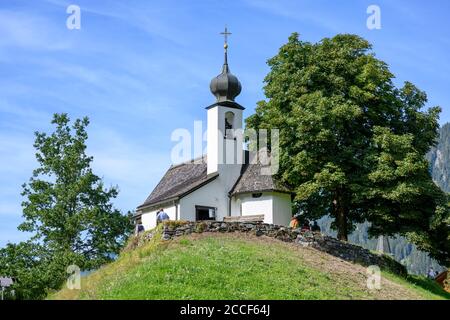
[336,206,348,241]
[334,191,348,242]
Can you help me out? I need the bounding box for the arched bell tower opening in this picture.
[224,111,235,139]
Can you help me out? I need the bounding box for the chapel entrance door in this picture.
[195,206,216,221]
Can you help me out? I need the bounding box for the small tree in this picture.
[20,113,132,268]
[0,113,132,298]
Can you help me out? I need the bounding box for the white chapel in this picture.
[135,30,293,230]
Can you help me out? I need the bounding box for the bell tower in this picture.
[207,27,244,187]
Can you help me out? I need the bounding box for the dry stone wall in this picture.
[137,220,407,276]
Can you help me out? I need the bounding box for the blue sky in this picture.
[1,0,449,246]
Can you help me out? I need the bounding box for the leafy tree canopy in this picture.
[247,33,449,266]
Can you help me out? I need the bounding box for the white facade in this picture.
[178,178,226,221]
[230,192,292,226]
[140,189,292,230]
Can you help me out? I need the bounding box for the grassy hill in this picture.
[50,229,449,300]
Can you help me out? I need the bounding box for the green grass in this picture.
[383,272,450,300]
[50,231,450,300]
[94,236,358,300]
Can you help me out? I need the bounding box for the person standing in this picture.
[311,221,321,232]
[156,208,170,225]
[428,267,437,279]
[134,220,145,235]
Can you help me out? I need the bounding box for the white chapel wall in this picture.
[140,205,177,231]
[179,178,229,221]
[272,192,292,226]
[236,193,274,224]
[233,192,292,226]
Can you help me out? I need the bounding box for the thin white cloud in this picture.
[90,127,169,177]
[0,9,72,51]
[37,59,149,93]
[0,203,22,217]
[0,228,29,246]
[0,133,36,176]
[44,0,188,45]
[87,125,172,210]
[0,98,51,125]
[0,122,169,216]
[244,0,343,33]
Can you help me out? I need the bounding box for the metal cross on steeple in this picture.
[219,26,232,72]
[220,26,232,48]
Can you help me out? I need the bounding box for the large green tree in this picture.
[247,33,448,263]
[0,114,132,299]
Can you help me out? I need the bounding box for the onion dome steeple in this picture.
[209,27,242,103]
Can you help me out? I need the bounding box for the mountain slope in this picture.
[50,231,449,300]
[318,219,444,275]
[427,122,450,192]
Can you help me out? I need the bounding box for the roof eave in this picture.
[205,100,245,110]
[230,189,294,197]
[136,196,180,211]
[136,172,219,211]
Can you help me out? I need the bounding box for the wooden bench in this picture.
[223,214,265,222]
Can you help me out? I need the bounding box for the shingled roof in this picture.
[138,150,292,211]
[137,156,218,210]
[229,150,292,196]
